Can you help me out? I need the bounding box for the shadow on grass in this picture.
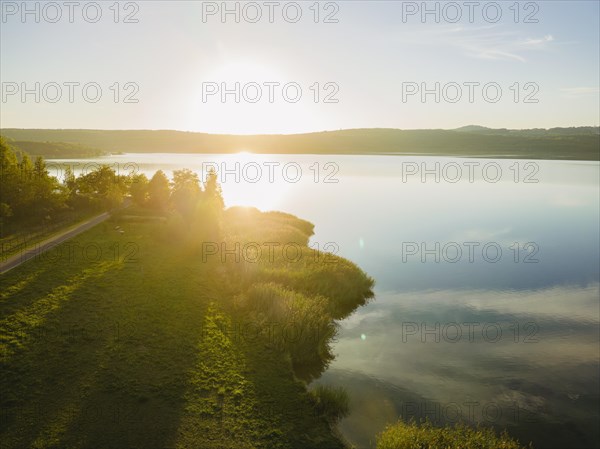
[0,225,210,449]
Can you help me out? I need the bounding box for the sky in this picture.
[1,0,599,134]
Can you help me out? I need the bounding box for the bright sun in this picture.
[191,60,320,135]
[208,61,279,82]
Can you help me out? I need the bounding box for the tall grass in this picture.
[254,256,375,319]
[235,282,337,381]
[376,420,532,449]
[310,385,350,423]
[225,208,375,381]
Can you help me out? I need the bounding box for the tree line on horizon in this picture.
[1,127,598,160]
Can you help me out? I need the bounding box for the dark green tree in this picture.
[63,166,77,197]
[76,165,127,211]
[0,137,67,229]
[129,173,149,206]
[147,170,170,212]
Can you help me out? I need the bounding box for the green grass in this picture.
[376,420,532,449]
[309,385,350,423]
[0,209,99,260]
[0,210,361,449]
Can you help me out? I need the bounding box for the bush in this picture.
[376,420,532,449]
[255,254,375,319]
[223,207,314,245]
[310,385,350,422]
[236,282,337,381]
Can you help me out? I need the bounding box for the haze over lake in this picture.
[50,153,600,449]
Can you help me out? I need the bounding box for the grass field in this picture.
[0,209,100,261]
[0,209,372,449]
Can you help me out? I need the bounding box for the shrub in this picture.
[236,282,337,381]
[376,420,532,449]
[223,207,314,245]
[310,385,350,422]
[255,255,375,319]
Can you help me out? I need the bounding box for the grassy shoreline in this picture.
[0,208,374,449]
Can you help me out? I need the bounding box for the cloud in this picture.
[458,30,555,62]
[397,25,556,63]
[451,227,513,242]
[521,34,554,46]
[475,49,526,62]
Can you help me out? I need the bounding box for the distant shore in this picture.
[2,127,599,161]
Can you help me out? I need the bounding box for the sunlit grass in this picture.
[0,261,115,360]
[0,270,44,302]
[175,303,275,449]
[376,420,532,449]
[0,208,368,449]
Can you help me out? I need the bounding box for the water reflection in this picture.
[315,285,600,449]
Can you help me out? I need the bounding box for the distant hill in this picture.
[453,125,494,132]
[5,139,106,158]
[454,125,600,138]
[1,127,598,160]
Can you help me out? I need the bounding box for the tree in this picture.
[0,137,67,228]
[63,166,77,197]
[76,165,127,211]
[129,173,149,206]
[197,168,224,240]
[16,153,35,216]
[171,169,201,224]
[0,202,13,223]
[0,138,19,226]
[0,136,18,174]
[28,156,65,221]
[147,170,170,212]
[203,168,224,211]
[19,153,33,177]
[104,183,125,211]
[33,156,46,179]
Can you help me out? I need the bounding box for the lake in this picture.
[49,153,600,449]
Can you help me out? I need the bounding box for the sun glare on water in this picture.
[217,152,292,211]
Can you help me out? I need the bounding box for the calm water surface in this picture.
[51,154,600,449]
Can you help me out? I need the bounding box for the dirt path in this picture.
[0,212,110,275]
